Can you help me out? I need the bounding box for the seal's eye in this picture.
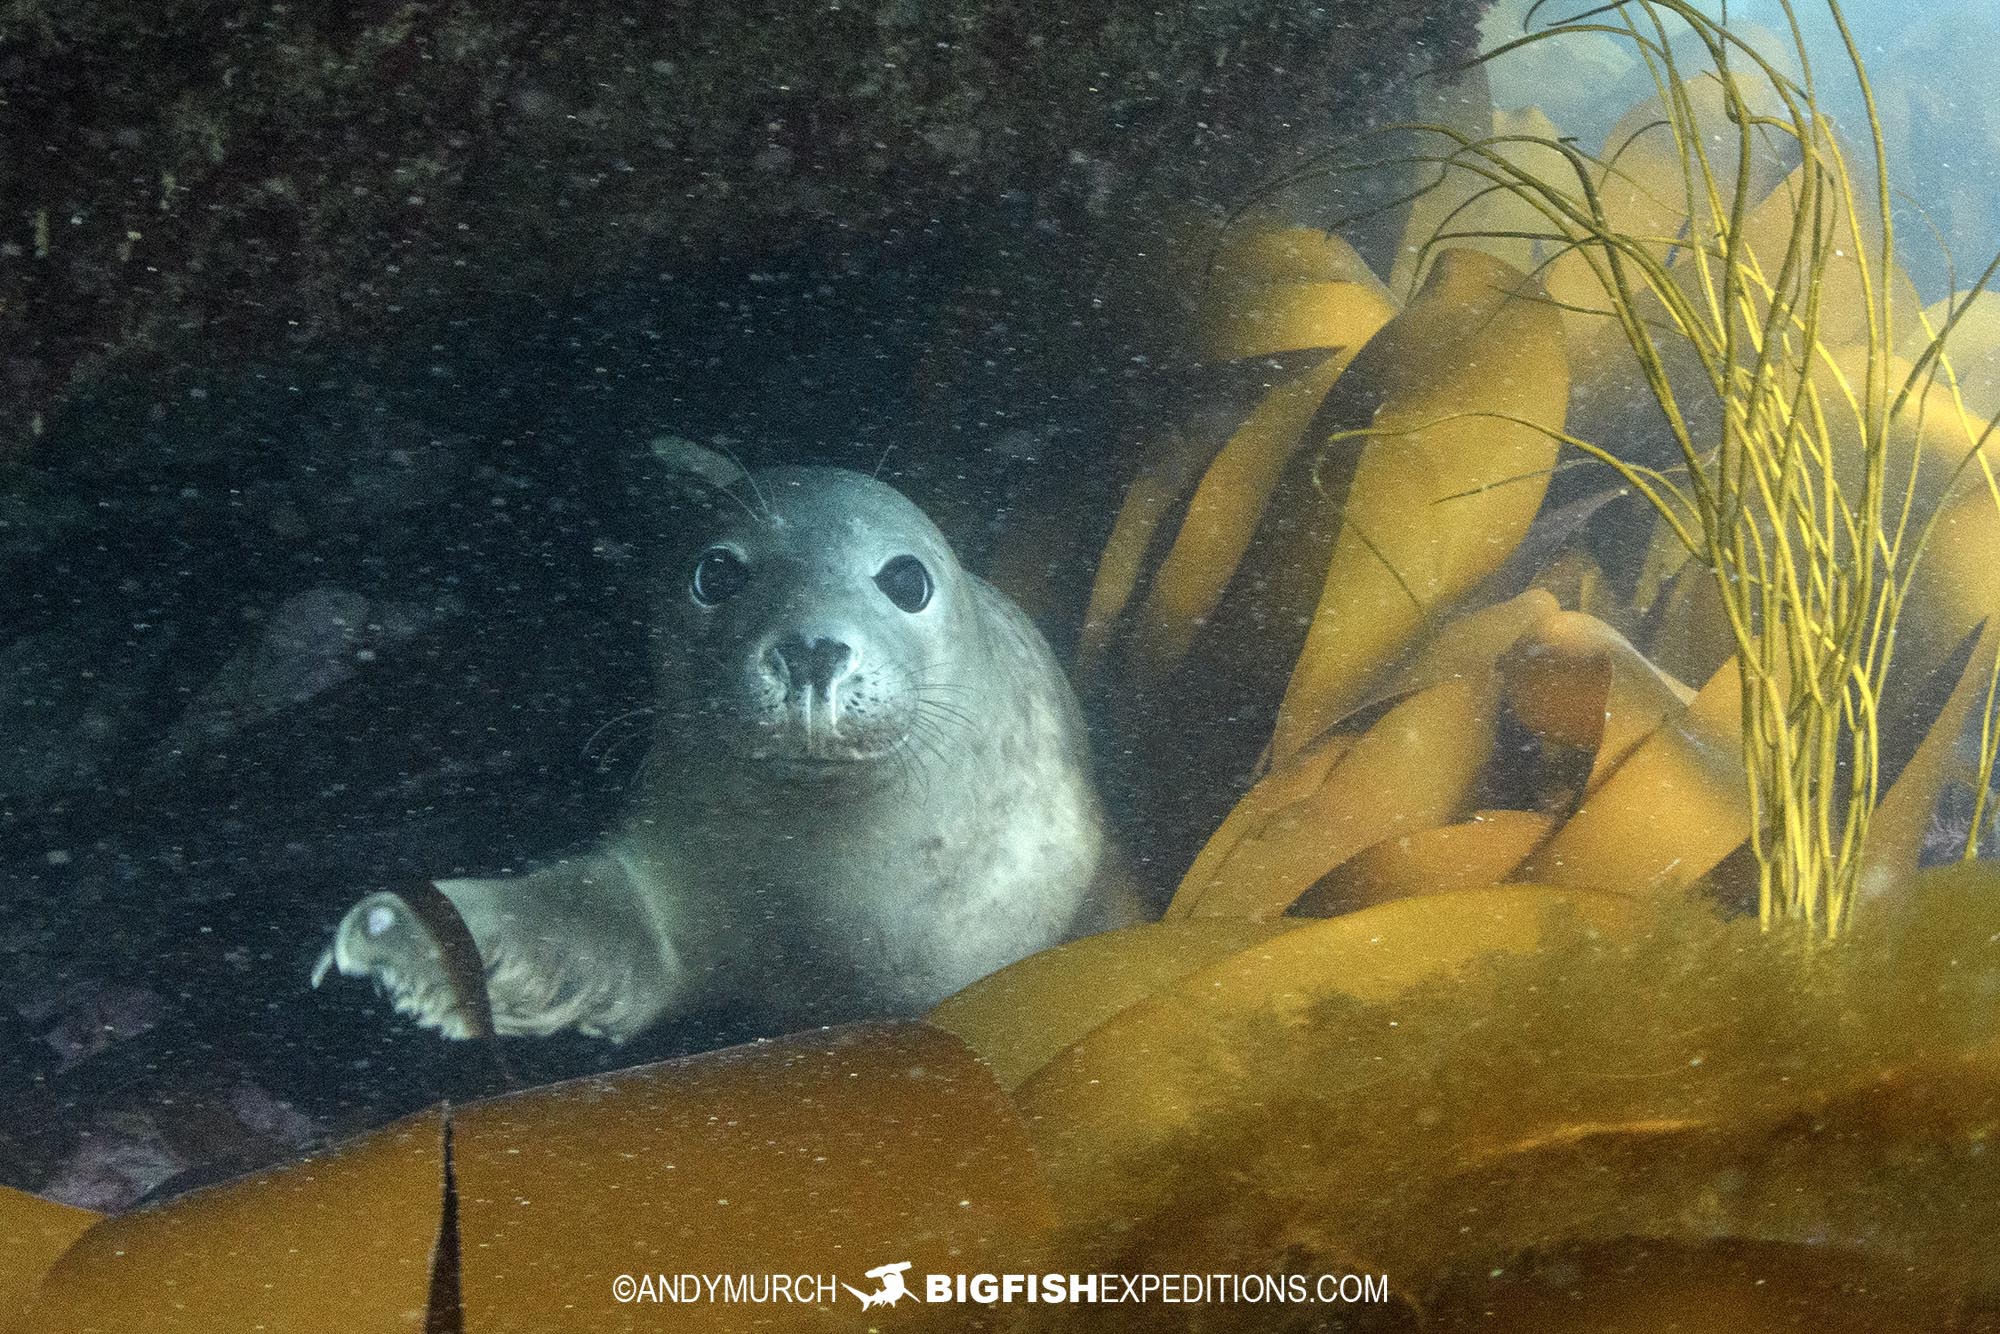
[874,554,933,613]
[690,546,748,606]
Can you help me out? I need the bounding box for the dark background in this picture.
[0,0,1490,1206]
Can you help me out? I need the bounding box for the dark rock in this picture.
[0,624,177,800]
[0,0,1490,448]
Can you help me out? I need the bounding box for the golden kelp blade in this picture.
[1852,861,2000,1040]
[1885,416,2000,710]
[1525,546,1616,622]
[1644,559,1737,688]
[1272,249,1568,765]
[1750,341,2000,723]
[1341,586,1560,724]
[0,1188,98,1327]
[1264,581,1561,747]
[1078,429,1221,674]
[1308,810,1554,913]
[15,1109,447,1334]
[1132,351,1360,674]
[1389,105,1571,300]
[1171,671,1501,922]
[1387,58,1501,299]
[1861,623,1996,899]
[1204,222,1390,299]
[1904,290,2000,420]
[1545,81,1795,465]
[1592,93,1708,253]
[1201,281,1398,362]
[1518,655,1747,892]
[1256,580,1554,743]
[1875,362,2000,695]
[1498,609,1695,792]
[1016,886,1634,1223]
[1541,92,1712,390]
[1420,1238,1968,1333]
[1799,345,1994,517]
[1726,159,1923,350]
[1418,1058,2000,1323]
[1123,218,1391,681]
[1547,72,1792,308]
[930,919,1302,1090]
[1170,590,1553,921]
[450,1022,1052,1333]
[1169,727,1354,918]
[1629,490,1700,616]
[1023,869,2000,1311]
[1194,217,1392,359]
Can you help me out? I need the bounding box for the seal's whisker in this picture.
[905,710,957,767]
[899,745,930,801]
[595,732,653,776]
[914,698,977,736]
[888,731,936,801]
[907,715,956,763]
[907,683,977,719]
[901,661,970,683]
[590,725,660,778]
[900,667,980,727]
[911,686,976,712]
[903,693,958,741]
[714,484,766,526]
[583,705,659,758]
[626,742,664,795]
[898,653,968,686]
[704,440,770,519]
[907,681,978,698]
[901,712,942,756]
[897,656,981,737]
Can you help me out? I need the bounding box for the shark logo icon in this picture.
[843,1260,920,1310]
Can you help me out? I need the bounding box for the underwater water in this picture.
[5,0,2000,1330]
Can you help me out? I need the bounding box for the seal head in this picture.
[657,467,974,786]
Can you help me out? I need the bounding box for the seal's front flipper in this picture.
[314,889,486,1039]
[316,855,682,1042]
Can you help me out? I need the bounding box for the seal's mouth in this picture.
[729,664,915,775]
[737,722,904,773]
[754,748,900,785]
[767,753,865,772]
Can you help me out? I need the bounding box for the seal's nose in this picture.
[767,634,857,701]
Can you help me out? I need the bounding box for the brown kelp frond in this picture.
[1016,870,2000,1317]
[1392,5,1985,928]
[1267,251,1569,761]
[1085,1,2000,937]
[32,871,2000,1326]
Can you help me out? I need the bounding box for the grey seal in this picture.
[314,455,1131,1040]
